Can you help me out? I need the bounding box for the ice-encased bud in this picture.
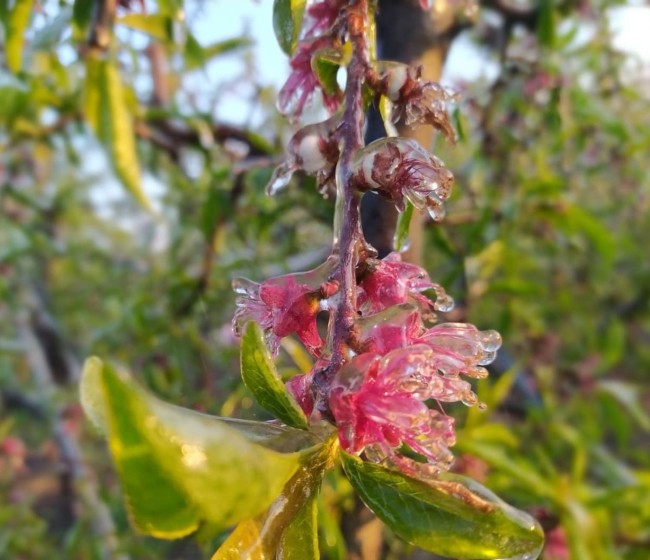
[349,137,454,221]
[374,61,458,142]
[265,114,341,195]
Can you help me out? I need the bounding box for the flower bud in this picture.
[349,137,454,220]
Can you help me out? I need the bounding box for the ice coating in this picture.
[265,115,341,196]
[232,257,338,356]
[375,60,458,142]
[357,252,454,319]
[349,137,454,221]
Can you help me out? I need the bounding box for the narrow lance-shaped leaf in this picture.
[84,55,153,210]
[5,0,35,73]
[212,434,336,560]
[393,201,414,253]
[241,321,309,429]
[118,13,172,41]
[80,358,319,538]
[341,452,544,559]
[273,0,307,55]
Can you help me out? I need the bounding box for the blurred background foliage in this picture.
[0,0,649,559]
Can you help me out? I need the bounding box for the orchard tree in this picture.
[1,1,649,559]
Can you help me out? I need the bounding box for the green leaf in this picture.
[80,357,316,538]
[311,48,342,97]
[273,0,307,55]
[72,0,94,32]
[393,201,414,253]
[537,0,555,48]
[5,0,35,73]
[597,380,650,432]
[341,452,544,559]
[211,437,334,559]
[185,37,252,71]
[241,321,309,429]
[84,55,152,210]
[118,13,172,41]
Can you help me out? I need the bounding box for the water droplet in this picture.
[478,350,497,366]
[479,329,502,352]
[265,162,295,196]
[426,201,446,221]
[232,277,258,296]
[433,291,454,313]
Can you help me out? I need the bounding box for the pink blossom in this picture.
[286,372,315,416]
[349,137,454,221]
[329,348,457,476]
[232,257,338,356]
[232,275,322,356]
[277,37,342,120]
[358,252,453,318]
[303,0,345,37]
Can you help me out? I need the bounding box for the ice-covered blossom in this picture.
[358,252,453,318]
[329,319,502,475]
[266,114,341,196]
[329,348,457,476]
[376,62,458,142]
[349,137,454,220]
[232,258,338,356]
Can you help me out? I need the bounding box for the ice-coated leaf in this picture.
[241,321,309,429]
[84,55,152,210]
[212,437,335,559]
[5,0,35,73]
[311,48,343,97]
[273,0,307,55]
[80,357,320,538]
[341,452,544,559]
[393,201,414,253]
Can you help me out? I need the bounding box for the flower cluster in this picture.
[233,0,503,481]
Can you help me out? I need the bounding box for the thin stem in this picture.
[330,0,371,371]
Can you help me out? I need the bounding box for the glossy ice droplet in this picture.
[427,201,446,221]
[232,277,258,296]
[433,291,454,313]
[479,329,503,352]
[265,162,295,196]
[478,350,497,366]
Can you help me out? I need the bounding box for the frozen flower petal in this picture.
[358,252,453,318]
[232,257,338,356]
[376,61,458,142]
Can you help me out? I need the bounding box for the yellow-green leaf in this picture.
[80,357,318,538]
[5,0,35,73]
[84,55,152,210]
[212,436,335,559]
